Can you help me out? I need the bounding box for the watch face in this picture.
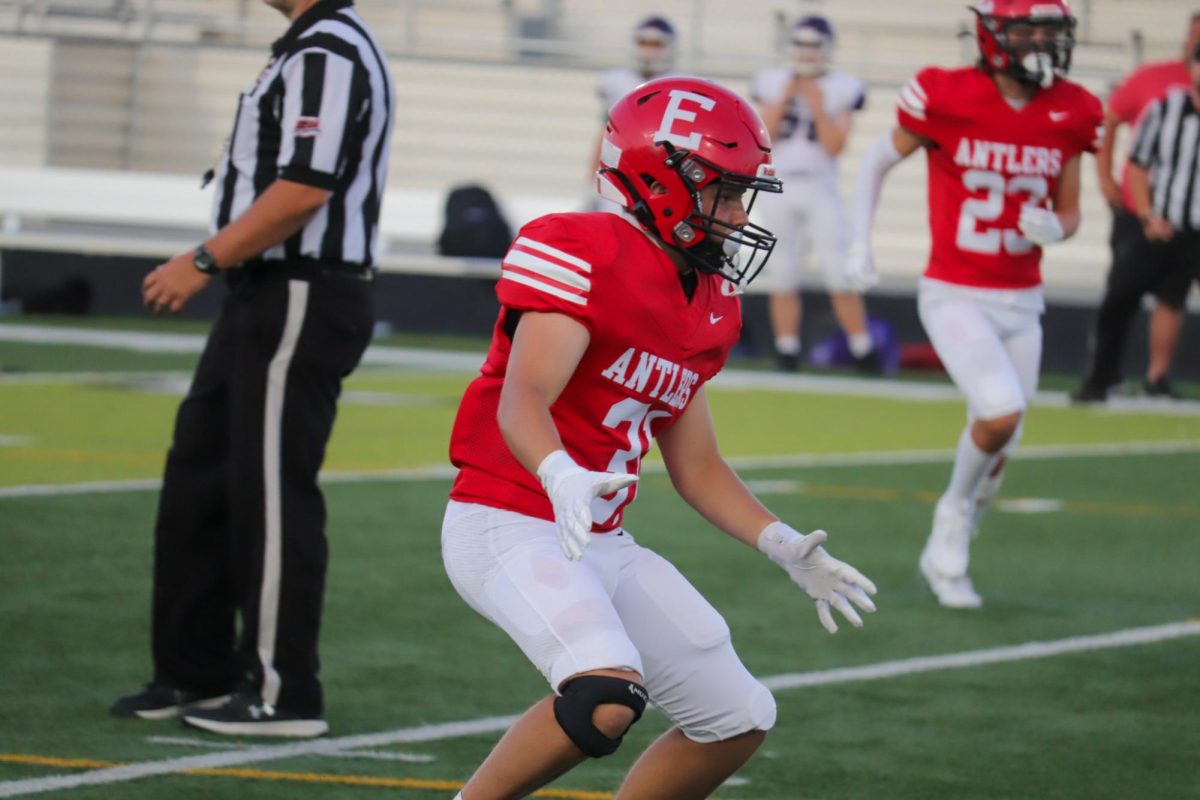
[194,247,216,273]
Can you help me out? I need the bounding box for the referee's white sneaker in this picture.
[183,692,328,738]
[919,499,983,609]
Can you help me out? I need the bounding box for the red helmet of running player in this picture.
[972,0,1076,88]
[596,76,783,285]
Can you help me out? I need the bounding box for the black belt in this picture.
[237,259,374,283]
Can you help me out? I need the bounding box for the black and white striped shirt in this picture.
[1130,87,1200,233]
[210,0,394,268]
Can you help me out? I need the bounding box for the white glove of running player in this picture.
[758,521,878,634]
[1017,206,1065,246]
[537,450,639,561]
[843,241,880,292]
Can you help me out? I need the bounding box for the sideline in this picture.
[1,620,1198,797]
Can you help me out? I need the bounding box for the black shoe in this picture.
[1069,383,1108,404]
[775,353,801,372]
[1143,377,1180,399]
[853,348,885,374]
[182,692,328,738]
[110,683,231,721]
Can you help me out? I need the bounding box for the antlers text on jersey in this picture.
[600,346,700,412]
[953,138,1063,178]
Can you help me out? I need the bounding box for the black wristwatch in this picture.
[192,245,219,275]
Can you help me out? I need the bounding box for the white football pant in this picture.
[441,500,777,743]
[917,277,1043,421]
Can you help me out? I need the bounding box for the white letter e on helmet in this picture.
[654,89,716,150]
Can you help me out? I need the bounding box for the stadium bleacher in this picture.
[0,0,1192,301]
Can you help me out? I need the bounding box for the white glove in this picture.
[537,450,639,561]
[758,521,878,634]
[1017,206,1064,246]
[843,241,880,292]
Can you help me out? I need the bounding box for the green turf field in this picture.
[1,318,1198,800]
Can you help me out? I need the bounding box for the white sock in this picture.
[453,794,464,800]
[775,335,801,356]
[941,425,1001,509]
[848,331,874,358]
[972,456,1007,525]
[972,424,1021,525]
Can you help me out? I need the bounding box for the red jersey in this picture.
[897,66,1103,289]
[448,211,741,532]
[1108,60,1190,212]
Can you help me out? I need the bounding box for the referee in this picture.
[113,0,394,737]
[1076,44,1200,401]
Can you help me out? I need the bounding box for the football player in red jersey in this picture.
[848,0,1103,608]
[442,77,877,800]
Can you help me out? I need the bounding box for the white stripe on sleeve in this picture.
[500,271,588,305]
[513,236,592,271]
[503,250,591,292]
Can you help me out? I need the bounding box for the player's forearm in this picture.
[1056,208,1081,239]
[668,454,777,548]
[497,384,566,477]
[205,179,331,269]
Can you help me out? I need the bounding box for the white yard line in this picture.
[148,736,435,763]
[314,750,437,764]
[0,478,164,498]
[3,439,1199,500]
[0,716,520,798]
[760,620,1200,690]
[143,737,241,751]
[1,620,1197,797]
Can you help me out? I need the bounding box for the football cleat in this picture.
[919,562,984,609]
[919,499,983,609]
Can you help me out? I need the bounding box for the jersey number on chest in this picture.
[591,398,672,522]
[957,169,1048,256]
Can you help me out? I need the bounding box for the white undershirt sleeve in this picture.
[850,131,904,245]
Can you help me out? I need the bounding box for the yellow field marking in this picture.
[0,756,110,770]
[0,448,163,467]
[0,753,614,799]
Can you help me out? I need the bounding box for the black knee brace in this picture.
[553,675,648,757]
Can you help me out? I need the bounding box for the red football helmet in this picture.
[596,76,783,286]
[972,0,1076,88]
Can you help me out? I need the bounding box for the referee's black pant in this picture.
[1080,210,1200,391]
[149,262,373,717]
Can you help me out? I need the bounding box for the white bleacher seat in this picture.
[1,0,1192,301]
